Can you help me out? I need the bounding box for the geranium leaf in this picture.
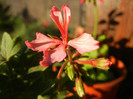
[1,32,13,60]
[0,32,21,61]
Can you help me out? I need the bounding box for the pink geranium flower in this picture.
[25,5,99,67]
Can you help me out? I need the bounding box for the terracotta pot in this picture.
[66,56,127,99]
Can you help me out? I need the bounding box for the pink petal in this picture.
[40,44,67,67]
[80,0,85,4]
[50,6,65,38]
[25,32,61,52]
[68,33,99,54]
[62,5,71,41]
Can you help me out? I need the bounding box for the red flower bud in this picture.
[75,58,112,69]
[92,58,112,69]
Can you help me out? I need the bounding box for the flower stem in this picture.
[66,46,72,62]
[73,51,80,60]
[57,61,68,79]
[57,61,68,91]
[93,1,98,39]
[74,63,80,78]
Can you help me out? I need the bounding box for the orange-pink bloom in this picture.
[25,5,99,67]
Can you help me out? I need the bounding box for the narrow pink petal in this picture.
[50,6,65,38]
[99,0,103,3]
[40,44,67,67]
[62,5,71,41]
[25,32,61,52]
[68,33,99,54]
[80,0,85,4]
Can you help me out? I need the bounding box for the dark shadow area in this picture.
[0,1,14,33]
[109,39,133,99]
[0,47,58,99]
[99,9,133,99]
[99,9,123,35]
[22,7,35,22]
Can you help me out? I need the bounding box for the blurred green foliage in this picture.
[0,1,115,98]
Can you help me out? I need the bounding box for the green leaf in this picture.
[82,50,98,59]
[82,64,93,70]
[0,32,21,60]
[79,66,89,77]
[1,32,13,60]
[40,90,67,99]
[37,95,45,99]
[28,65,48,74]
[10,37,21,58]
[99,44,109,56]
[96,69,114,82]
[56,91,67,99]
[97,34,106,42]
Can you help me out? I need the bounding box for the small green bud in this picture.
[75,78,85,97]
[66,62,75,80]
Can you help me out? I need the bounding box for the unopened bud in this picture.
[66,62,75,80]
[92,58,112,69]
[75,77,85,97]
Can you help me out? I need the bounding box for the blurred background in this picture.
[0,0,133,99]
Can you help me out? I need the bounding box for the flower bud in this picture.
[75,77,85,97]
[66,62,75,80]
[92,58,112,69]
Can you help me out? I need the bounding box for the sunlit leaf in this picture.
[99,44,109,56]
[1,32,13,60]
[37,95,45,99]
[0,32,21,61]
[97,34,106,42]
[82,50,98,59]
[28,65,48,74]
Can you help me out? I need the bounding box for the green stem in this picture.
[57,61,68,79]
[73,51,80,60]
[66,46,72,62]
[93,2,98,39]
[74,63,80,78]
